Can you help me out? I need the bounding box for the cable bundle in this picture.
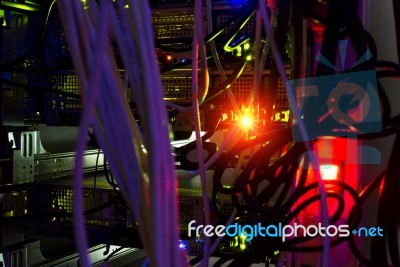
[56,0,184,266]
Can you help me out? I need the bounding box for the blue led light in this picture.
[229,0,248,6]
[179,240,189,250]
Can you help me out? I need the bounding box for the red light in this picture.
[319,164,340,181]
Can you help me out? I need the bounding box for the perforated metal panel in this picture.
[152,12,194,40]
[216,13,256,38]
[215,75,258,107]
[162,74,192,103]
[47,186,117,227]
[276,76,289,108]
[46,16,69,65]
[45,73,81,111]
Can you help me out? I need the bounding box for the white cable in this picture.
[247,9,262,108]
[258,2,330,266]
[131,0,183,265]
[206,0,241,114]
[108,1,155,260]
[192,0,211,266]
[61,1,113,266]
[58,0,185,266]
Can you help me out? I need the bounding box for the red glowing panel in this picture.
[320,164,340,181]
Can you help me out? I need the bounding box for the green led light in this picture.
[2,3,38,12]
[243,42,250,50]
[240,233,247,242]
[233,236,239,247]
[0,10,6,27]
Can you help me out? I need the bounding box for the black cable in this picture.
[103,155,119,195]
[375,69,400,79]
[373,122,400,267]
[155,0,256,55]
[204,58,248,103]
[296,158,310,190]
[175,114,222,155]
[272,172,293,208]
[236,141,302,214]
[188,255,203,266]
[282,190,345,226]
[93,148,101,193]
[103,246,125,263]
[160,3,257,73]
[340,1,368,59]
[160,59,193,73]
[206,65,398,262]
[213,133,302,218]
[213,129,292,195]
[263,0,291,129]
[213,132,290,205]
[291,0,305,78]
[344,61,400,131]
[315,1,342,77]
[346,171,385,267]
[211,131,290,217]
[251,144,305,216]
[220,14,256,57]
[204,2,257,44]
[211,130,366,254]
[160,47,224,73]
[208,0,400,264]
[373,60,400,71]
[277,193,345,251]
[392,0,400,62]
[159,36,246,74]
[365,30,378,61]
[246,180,361,255]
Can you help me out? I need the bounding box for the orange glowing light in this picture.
[240,114,253,130]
